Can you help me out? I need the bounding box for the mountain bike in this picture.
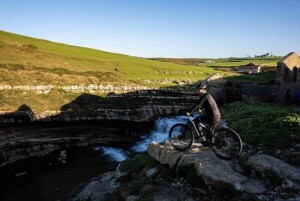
[168,113,242,160]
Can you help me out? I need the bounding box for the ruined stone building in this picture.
[276,52,300,103]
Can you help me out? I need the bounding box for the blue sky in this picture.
[0,0,299,58]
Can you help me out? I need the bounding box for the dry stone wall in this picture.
[0,85,181,94]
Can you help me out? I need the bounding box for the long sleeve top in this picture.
[190,93,221,117]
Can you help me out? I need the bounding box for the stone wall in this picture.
[0,84,181,94]
[0,105,189,123]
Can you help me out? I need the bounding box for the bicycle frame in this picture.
[169,114,243,159]
[187,114,207,139]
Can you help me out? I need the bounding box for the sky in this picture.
[0,0,299,58]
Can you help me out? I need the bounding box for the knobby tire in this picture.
[169,123,193,151]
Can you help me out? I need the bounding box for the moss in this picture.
[176,165,200,186]
[210,182,242,201]
[264,170,283,186]
[119,153,157,173]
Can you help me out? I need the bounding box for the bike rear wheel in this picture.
[212,128,242,160]
[169,123,193,151]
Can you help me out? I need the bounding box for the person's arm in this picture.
[190,94,208,113]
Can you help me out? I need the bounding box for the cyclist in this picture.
[190,82,221,140]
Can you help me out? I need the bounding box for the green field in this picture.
[151,57,280,68]
[0,30,219,87]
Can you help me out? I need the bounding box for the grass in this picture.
[222,102,300,145]
[151,57,280,69]
[0,30,282,112]
[0,30,218,86]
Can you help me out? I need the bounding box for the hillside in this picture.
[0,30,219,87]
[0,30,279,112]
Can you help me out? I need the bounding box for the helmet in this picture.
[196,82,207,90]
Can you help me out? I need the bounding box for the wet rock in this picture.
[126,195,140,201]
[15,172,27,177]
[69,172,119,201]
[276,149,282,155]
[282,179,293,189]
[146,167,159,178]
[139,184,157,194]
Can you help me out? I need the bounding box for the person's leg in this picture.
[211,116,221,134]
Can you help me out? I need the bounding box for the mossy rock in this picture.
[119,153,158,173]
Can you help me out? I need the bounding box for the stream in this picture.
[0,116,186,201]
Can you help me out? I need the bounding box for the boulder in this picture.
[247,154,300,180]
[147,142,266,194]
[69,172,119,201]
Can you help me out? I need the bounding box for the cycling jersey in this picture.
[190,93,221,120]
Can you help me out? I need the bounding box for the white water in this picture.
[96,116,188,162]
[94,147,129,162]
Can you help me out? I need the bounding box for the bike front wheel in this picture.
[169,123,193,151]
[212,128,242,160]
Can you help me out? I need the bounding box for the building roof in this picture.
[245,62,258,67]
[279,52,300,68]
[238,66,259,70]
[238,63,260,69]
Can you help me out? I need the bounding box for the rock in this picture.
[247,154,300,180]
[15,172,27,177]
[126,195,140,201]
[115,164,123,178]
[146,167,159,178]
[276,149,282,155]
[282,179,293,189]
[192,188,207,195]
[69,172,119,201]
[147,142,266,194]
[175,181,184,188]
[139,184,157,194]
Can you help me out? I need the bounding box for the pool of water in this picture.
[0,116,186,201]
[0,147,119,201]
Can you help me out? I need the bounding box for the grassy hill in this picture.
[0,30,280,112]
[0,30,219,87]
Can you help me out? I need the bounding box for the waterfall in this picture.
[96,116,188,161]
[130,116,188,152]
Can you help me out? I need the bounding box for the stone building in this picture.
[238,62,261,74]
[276,52,300,103]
